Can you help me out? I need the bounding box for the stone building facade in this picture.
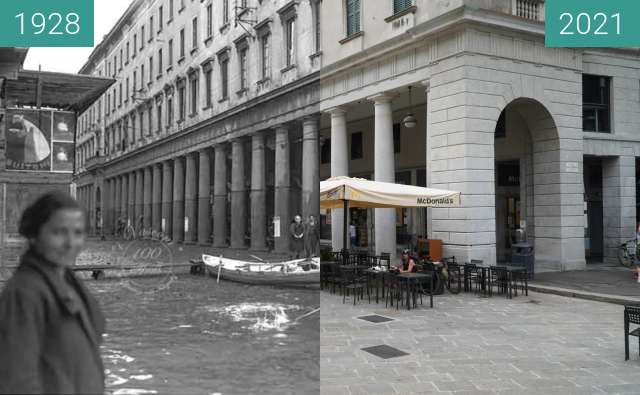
[319,0,640,271]
[75,0,321,252]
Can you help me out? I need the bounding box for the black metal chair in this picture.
[340,266,366,305]
[489,266,511,298]
[625,305,640,360]
[383,272,403,309]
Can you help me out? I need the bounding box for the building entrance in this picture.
[496,160,521,263]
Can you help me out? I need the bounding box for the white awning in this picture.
[320,176,461,209]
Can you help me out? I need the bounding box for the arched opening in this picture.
[494,98,562,268]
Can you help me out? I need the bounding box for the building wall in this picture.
[75,0,321,250]
[319,2,640,268]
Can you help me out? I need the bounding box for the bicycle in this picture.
[417,256,462,295]
[618,238,639,268]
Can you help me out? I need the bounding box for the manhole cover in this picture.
[361,344,409,359]
[357,315,394,323]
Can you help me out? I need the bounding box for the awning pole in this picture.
[343,199,348,266]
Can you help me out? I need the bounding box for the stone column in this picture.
[213,144,228,247]
[184,152,198,244]
[135,169,144,229]
[143,166,152,232]
[121,174,129,227]
[423,82,433,239]
[114,177,122,233]
[172,156,185,242]
[370,94,396,257]
[198,149,212,245]
[161,160,173,236]
[128,172,136,227]
[152,163,162,233]
[231,140,246,249]
[274,126,290,253]
[250,134,267,250]
[603,156,636,264]
[302,116,320,220]
[329,107,348,251]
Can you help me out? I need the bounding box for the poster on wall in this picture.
[5,108,75,173]
[5,109,52,171]
[51,142,75,172]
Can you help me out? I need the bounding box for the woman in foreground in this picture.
[0,192,105,394]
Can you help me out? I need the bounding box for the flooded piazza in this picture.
[94,275,319,395]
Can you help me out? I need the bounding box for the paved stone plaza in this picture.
[321,290,640,395]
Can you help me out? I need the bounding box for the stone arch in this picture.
[494,97,583,271]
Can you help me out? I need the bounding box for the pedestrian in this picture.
[290,215,305,259]
[0,192,106,394]
[305,215,320,259]
[349,221,357,247]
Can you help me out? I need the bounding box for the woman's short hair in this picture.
[19,191,83,239]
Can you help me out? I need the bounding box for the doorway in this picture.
[496,160,521,263]
[584,157,604,263]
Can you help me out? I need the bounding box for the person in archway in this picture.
[290,215,305,259]
[0,192,106,394]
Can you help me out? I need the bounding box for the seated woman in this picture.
[396,249,417,273]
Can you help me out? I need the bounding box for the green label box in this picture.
[0,0,93,47]
[546,0,640,47]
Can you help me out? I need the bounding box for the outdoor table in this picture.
[396,273,434,310]
[364,268,388,303]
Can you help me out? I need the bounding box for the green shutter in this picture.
[346,0,360,36]
[394,0,412,14]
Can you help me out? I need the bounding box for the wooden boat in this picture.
[202,255,320,288]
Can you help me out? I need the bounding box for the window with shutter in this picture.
[393,0,412,15]
[346,0,360,36]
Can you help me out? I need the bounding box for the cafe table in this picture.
[396,272,434,309]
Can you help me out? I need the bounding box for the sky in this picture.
[23,0,134,74]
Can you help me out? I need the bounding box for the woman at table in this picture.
[397,249,417,273]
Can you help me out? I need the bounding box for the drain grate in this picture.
[357,315,394,323]
[361,344,409,359]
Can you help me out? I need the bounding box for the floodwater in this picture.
[91,275,320,395]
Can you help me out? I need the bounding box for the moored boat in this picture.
[202,255,320,288]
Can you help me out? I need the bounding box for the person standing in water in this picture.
[305,215,320,259]
[0,192,106,394]
[290,215,305,259]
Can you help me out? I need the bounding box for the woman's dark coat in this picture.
[0,249,106,394]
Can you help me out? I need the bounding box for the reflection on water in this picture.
[92,275,319,395]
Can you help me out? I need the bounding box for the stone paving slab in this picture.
[532,267,640,300]
[321,290,640,394]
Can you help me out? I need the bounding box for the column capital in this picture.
[186,151,198,158]
[273,123,290,133]
[198,147,211,156]
[367,92,395,104]
[421,79,431,92]
[325,106,347,116]
[302,114,321,126]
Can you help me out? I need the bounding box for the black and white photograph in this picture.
[2,1,640,395]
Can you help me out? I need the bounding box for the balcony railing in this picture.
[513,0,544,21]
